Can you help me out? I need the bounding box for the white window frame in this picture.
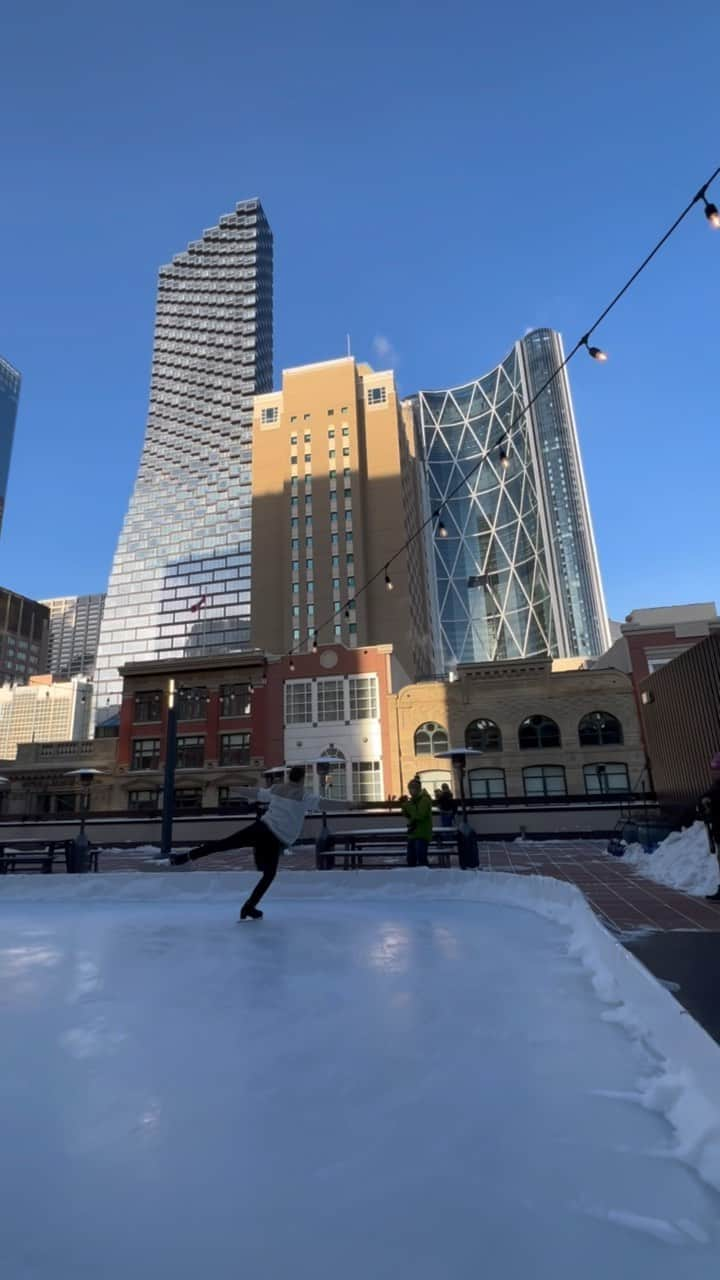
[285,680,313,725]
[348,674,378,720]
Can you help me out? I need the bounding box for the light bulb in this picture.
[384,567,394,591]
[705,199,720,229]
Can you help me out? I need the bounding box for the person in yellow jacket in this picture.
[401,777,433,867]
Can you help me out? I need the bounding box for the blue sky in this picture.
[0,0,718,621]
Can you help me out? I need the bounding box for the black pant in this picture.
[407,837,429,867]
[188,820,283,909]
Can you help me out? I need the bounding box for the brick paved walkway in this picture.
[90,839,720,935]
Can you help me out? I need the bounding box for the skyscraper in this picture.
[0,355,21,537]
[414,328,609,668]
[94,199,273,722]
[40,594,106,679]
[251,356,436,680]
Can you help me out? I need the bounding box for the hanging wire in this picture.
[291,164,719,657]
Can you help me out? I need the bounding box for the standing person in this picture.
[699,754,720,902]
[437,783,456,829]
[402,778,433,867]
[143,766,349,920]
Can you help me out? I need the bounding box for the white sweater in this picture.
[235,785,346,848]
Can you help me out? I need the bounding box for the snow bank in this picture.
[3,867,720,1194]
[615,822,718,897]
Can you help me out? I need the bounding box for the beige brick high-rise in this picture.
[252,357,436,679]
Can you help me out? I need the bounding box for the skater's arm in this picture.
[232,786,273,802]
[305,793,355,811]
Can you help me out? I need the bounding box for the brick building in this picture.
[640,631,720,819]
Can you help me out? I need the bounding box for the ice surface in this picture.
[610,822,718,896]
[1,882,718,1279]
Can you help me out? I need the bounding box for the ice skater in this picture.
[143,766,349,920]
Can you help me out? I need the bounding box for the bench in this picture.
[0,841,99,874]
[317,831,454,870]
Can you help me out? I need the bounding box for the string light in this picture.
[311,633,318,654]
[499,443,510,470]
[289,163,719,662]
[288,655,295,672]
[703,196,720,229]
[384,566,394,591]
[581,334,608,362]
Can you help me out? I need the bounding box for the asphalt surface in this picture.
[625,929,720,1045]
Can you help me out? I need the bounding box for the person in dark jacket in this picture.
[402,778,433,867]
[699,753,720,901]
[436,783,456,829]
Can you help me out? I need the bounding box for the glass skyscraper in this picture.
[414,329,609,668]
[0,355,21,537]
[94,199,273,722]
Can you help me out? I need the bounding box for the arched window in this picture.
[465,718,502,752]
[584,763,630,795]
[523,765,567,797]
[518,715,561,750]
[578,711,623,747]
[414,722,449,756]
[468,767,506,799]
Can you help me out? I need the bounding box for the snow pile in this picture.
[617,822,717,897]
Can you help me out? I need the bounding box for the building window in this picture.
[292,628,301,642]
[131,738,160,771]
[307,580,314,594]
[327,408,334,417]
[578,711,623,747]
[306,558,313,573]
[304,432,311,442]
[174,787,203,810]
[290,455,298,465]
[128,788,159,811]
[367,386,387,406]
[352,761,382,802]
[342,426,350,436]
[219,683,251,718]
[219,732,251,766]
[334,624,343,639]
[329,449,336,460]
[331,555,340,569]
[176,686,209,720]
[305,516,313,531]
[285,680,313,725]
[291,538,300,552]
[522,765,567,797]
[261,406,279,425]
[176,736,204,769]
[344,487,352,499]
[332,578,340,592]
[303,413,311,420]
[306,537,313,551]
[465,718,502,752]
[341,406,348,413]
[290,434,298,445]
[584,763,631,794]
[290,415,297,423]
[292,605,300,618]
[347,575,355,589]
[292,582,299,595]
[349,675,378,720]
[342,447,350,457]
[133,690,162,723]
[317,678,345,722]
[321,753,347,800]
[468,768,507,799]
[414,722,449,756]
[328,428,335,439]
[518,716,561,750]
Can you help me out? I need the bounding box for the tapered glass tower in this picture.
[415,329,608,668]
[94,199,273,722]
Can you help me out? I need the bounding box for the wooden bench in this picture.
[317,831,454,870]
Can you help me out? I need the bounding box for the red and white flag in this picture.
[189,594,207,614]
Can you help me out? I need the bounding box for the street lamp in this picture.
[160,678,178,857]
[65,768,104,871]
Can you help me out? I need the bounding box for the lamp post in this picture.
[0,776,9,819]
[65,768,104,871]
[160,678,177,856]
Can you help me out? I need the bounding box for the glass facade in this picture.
[0,355,21,538]
[415,330,609,668]
[94,199,273,721]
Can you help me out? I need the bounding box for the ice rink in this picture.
[1,884,717,1278]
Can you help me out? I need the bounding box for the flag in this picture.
[189,594,207,613]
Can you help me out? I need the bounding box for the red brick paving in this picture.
[88,839,720,935]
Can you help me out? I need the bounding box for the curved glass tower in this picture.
[415,329,608,667]
[94,199,273,722]
[0,355,21,538]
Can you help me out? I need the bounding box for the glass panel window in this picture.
[367,386,387,406]
[351,761,382,802]
[518,716,561,750]
[578,711,623,747]
[584,763,630,794]
[285,680,313,725]
[349,675,378,720]
[307,580,314,594]
[133,690,162,723]
[128,789,159,811]
[342,426,350,436]
[131,738,160,771]
[468,768,506,798]
[414,722,449,755]
[220,732,251,766]
[176,736,204,769]
[522,765,567,797]
[219,683,251,718]
[317,678,345,722]
[328,428,335,438]
[174,787,203,810]
[176,686,209,720]
[304,433,311,443]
